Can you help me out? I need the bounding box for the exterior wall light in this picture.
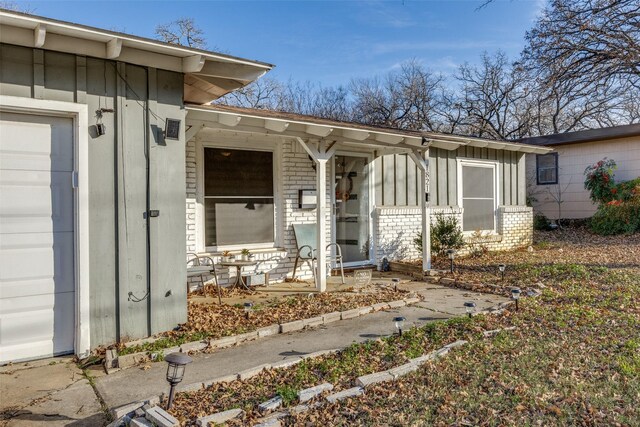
[446,249,456,273]
[244,302,253,319]
[464,301,476,318]
[511,288,521,310]
[165,352,193,409]
[498,264,506,281]
[393,316,406,336]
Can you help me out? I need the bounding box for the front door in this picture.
[333,154,372,266]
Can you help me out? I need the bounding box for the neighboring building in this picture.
[0,10,549,364]
[521,125,640,220]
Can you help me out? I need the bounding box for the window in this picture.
[460,163,497,232]
[536,153,558,185]
[204,148,274,247]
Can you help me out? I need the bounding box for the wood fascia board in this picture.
[197,61,269,82]
[33,23,46,48]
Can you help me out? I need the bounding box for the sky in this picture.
[10,0,547,87]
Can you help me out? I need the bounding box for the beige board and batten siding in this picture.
[0,43,187,347]
[373,146,526,207]
[526,136,640,219]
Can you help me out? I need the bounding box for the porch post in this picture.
[409,148,431,271]
[296,138,337,292]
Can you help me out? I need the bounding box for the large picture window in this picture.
[536,153,558,185]
[460,162,497,232]
[204,148,274,247]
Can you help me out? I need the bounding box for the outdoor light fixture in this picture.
[498,264,506,282]
[511,288,521,310]
[392,278,400,292]
[244,301,254,319]
[446,249,456,273]
[164,352,193,410]
[393,316,406,336]
[464,301,476,318]
[164,118,181,140]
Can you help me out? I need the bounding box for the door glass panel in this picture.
[334,155,370,263]
[462,165,495,232]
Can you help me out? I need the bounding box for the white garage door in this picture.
[0,112,75,363]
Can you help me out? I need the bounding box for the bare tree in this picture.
[220,77,286,110]
[155,18,207,49]
[0,1,35,13]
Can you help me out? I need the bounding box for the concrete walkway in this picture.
[0,283,506,426]
[94,283,506,410]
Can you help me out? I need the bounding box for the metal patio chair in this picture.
[187,253,222,304]
[292,223,345,286]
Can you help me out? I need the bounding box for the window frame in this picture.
[536,152,559,185]
[456,158,500,234]
[197,140,280,253]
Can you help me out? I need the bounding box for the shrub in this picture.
[584,158,617,204]
[589,199,640,235]
[612,177,640,202]
[533,213,551,230]
[414,214,465,256]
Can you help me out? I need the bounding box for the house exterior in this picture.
[521,125,640,219]
[0,10,272,363]
[0,10,549,364]
[184,105,550,290]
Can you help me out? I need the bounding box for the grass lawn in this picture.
[170,228,639,426]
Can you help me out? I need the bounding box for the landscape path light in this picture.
[511,288,521,310]
[393,316,406,336]
[244,301,254,319]
[498,264,506,282]
[392,278,400,292]
[464,301,476,318]
[446,249,456,274]
[165,352,193,410]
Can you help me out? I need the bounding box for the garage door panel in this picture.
[0,231,74,296]
[0,112,75,363]
[0,170,73,234]
[0,112,73,172]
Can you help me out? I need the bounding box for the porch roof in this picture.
[185,104,552,154]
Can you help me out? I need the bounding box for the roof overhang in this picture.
[0,9,274,104]
[185,105,553,155]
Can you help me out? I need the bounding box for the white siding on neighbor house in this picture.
[527,136,640,219]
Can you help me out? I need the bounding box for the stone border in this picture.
[110,296,421,372]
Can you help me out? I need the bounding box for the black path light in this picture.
[393,316,406,336]
[165,352,193,410]
[392,278,400,292]
[464,301,476,318]
[446,249,456,273]
[244,301,254,319]
[498,264,506,282]
[511,288,521,310]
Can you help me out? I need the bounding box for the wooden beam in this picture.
[182,55,206,73]
[106,38,122,59]
[306,124,334,137]
[342,129,370,141]
[185,122,205,141]
[264,119,289,132]
[217,114,242,127]
[408,148,431,271]
[33,23,46,48]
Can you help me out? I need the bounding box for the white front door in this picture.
[333,153,373,266]
[0,112,75,363]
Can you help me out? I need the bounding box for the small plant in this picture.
[533,213,550,231]
[414,214,465,256]
[222,250,232,257]
[584,158,617,204]
[466,229,489,257]
[241,248,250,256]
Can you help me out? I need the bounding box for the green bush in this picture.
[415,214,465,256]
[533,213,550,231]
[612,178,640,202]
[589,199,640,235]
[584,158,617,204]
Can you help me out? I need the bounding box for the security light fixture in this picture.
[446,249,456,273]
[164,118,181,140]
[393,316,406,336]
[498,264,506,281]
[244,302,253,319]
[464,301,476,318]
[511,288,521,310]
[164,352,192,409]
[94,123,106,136]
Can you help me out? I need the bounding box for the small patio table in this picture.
[219,260,258,291]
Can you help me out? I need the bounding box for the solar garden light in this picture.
[244,301,253,319]
[392,278,400,292]
[511,288,521,310]
[164,352,192,410]
[393,316,406,336]
[464,301,476,318]
[498,264,506,282]
[446,249,456,273]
